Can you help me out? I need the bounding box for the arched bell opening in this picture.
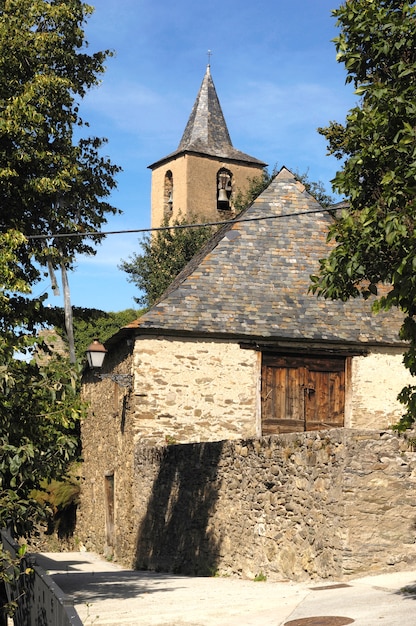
[164,170,173,218]
[217,168,233,211]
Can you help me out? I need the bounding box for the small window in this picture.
[104,472,115,547]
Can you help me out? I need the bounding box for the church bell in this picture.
[218,171,231,207]
[218,187,229,203]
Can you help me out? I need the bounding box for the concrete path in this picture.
[37,552,416,626]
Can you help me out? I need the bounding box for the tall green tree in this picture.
[0,0,119,553]
[120,215,217,308]
[0,231,85,622]
[0,0,121,362]
[311,0,416,428]
[0,232,82,532]
[0,0,120,262]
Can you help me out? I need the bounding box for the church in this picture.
[78,65,415,579]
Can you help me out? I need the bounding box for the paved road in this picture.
[37,552,416,626]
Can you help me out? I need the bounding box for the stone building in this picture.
[148,64,266,228]
[86,167,409,444]
[78,166,413,570]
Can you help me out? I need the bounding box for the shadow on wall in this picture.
[134,441,224,576]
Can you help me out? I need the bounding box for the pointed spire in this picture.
[178,65,233,154]
[148,66,266,169]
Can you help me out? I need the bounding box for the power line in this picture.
[25,207,335,241]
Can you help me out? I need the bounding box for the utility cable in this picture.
[24,207,337,241]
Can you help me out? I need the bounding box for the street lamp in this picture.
[85,338,133,389]
[85,338,107,369]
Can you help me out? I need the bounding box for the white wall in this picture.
[349,348,411,429]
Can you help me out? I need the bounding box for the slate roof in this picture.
[134,168,404,347]
[148,66,266,169]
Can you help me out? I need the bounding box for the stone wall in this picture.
[133,336,259,446]
[78,334,416,576]
[132,336,411,444]
[78,339,136,559]
[342,431,416,576]
[349,348,412,429]
[131,430,416,581]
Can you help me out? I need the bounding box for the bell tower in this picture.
[148,65,266,228]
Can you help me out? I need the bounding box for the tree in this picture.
[0,1,121,613]
[0,231,83,537]
[0,0,120,600]
[0,0,120,263]
[0,0,121,360]
[311,0,416,429]
[54,307,141,362]
[120,215,217,308]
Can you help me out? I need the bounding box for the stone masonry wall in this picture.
[342,431,416,576]
[349,348,413,429]
[78,335,415,575]
[133,336,259,446]
[132,336,411,445]
[78,340,136,560]
[131,430,416,581]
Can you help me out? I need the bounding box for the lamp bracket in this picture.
[95,373,133,389]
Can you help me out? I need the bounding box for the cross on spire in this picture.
[207,49,212,66]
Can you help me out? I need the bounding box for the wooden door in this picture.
[261,355,345,435]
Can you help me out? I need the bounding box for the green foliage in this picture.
[31,463,81,538]
[120,215,217,308]
[37,477,80,514]
[53,307,141,362]
[0,543,32,619]
[0,0,121,272]
[0,1,122,611]
[0,0,119,554]
[312,0,416,429]
[0,352,85,537]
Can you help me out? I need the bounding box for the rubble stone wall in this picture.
[131,430,416,581]
[78,336,416,580]
[78,340,136,560]
[132,337,411,446]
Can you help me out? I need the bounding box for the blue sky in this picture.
[41,0,357,313]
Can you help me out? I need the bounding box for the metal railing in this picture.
[1,530,83,626]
